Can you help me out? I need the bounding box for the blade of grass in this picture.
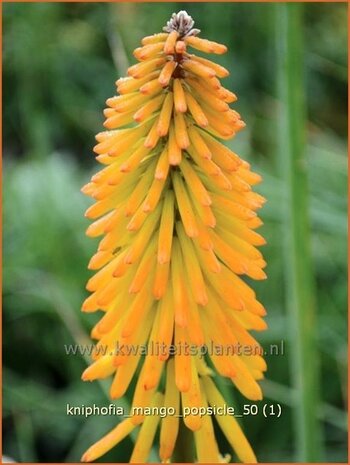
[262,379,347,432]
[275,3,323,461]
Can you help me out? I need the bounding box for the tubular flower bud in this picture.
[81,10,266,463]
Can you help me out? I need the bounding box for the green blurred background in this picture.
[3,2,347,463]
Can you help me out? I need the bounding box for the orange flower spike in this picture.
[81,10,267,464]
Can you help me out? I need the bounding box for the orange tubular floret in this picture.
[103,110,134,129]
[182,59,216,79]
[129,240,157,293]
[188,81,229,112]
[133,93,165,122]
[190,55,230,78]
[163,30,179,54]
[140,78,165,95]
[158,60,177,86]
[159,359,179,459]
[157,92,174,136]
[128,57,166,79]
[141,32,168,45]
[174,111,190,149]
[119,145,151,173]
[171,238,190,327]
[172,171,198,237]
[153,260,170,300]
[187,126,211,159]
[173,79,187,113]
[185,35,227,54]
[155,146,170,180]
[157,191,175,264]
[180,157,212,206]
[181,359,202,431]
[142,178,166,212]
[133,42,165,61]
[144,118,161,149]
[175,40,186,53]
[185,93,209,128]
[116,71,160,94]
[174,325,191,392]
[176,222,208,306]
[168,124,182,166]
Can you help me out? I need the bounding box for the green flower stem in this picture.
[275,3,323,461]
[173,420,195,463]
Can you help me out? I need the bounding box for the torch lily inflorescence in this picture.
[81,10,267,463]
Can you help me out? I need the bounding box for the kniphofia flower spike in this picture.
[81,11,267,463]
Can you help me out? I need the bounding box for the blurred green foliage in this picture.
[3,2,347,463]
